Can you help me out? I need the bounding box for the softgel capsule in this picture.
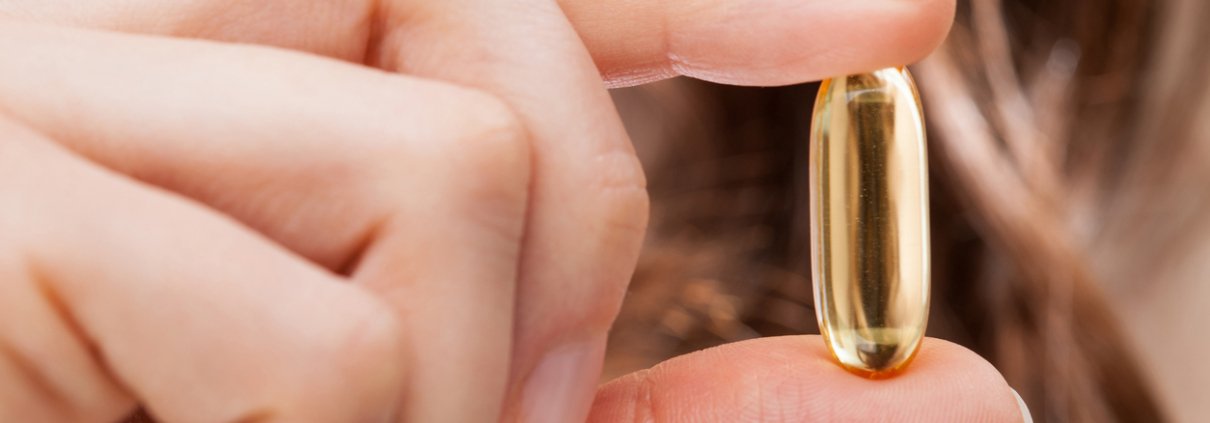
[809,67,930,378]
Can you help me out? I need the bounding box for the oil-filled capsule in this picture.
[809,67,930,378]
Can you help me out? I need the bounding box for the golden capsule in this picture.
[809,67,930,378]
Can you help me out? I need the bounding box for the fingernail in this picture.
[520,337,606,423]
[1011,389,1033,423]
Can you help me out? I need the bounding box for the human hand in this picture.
[0,1,1008,422]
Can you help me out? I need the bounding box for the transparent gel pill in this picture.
[809,67,930,378]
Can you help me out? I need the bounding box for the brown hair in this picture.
[607,0,1210,421]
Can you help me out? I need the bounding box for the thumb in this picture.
[589,336,1025,422]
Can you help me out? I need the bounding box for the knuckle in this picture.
[284,296,405,421]
[365,83,531,204]
[329,300,406,384]
[588,150,650,234]
[563,152,650,332]
[520,152,650,338]
[438,90,533,238]
[326,301,407,418]
[432,87,531,186]
[372,85,533,244]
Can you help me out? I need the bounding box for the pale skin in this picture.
[0,0,1024,421]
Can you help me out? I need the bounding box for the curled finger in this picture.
[0,119,404,422]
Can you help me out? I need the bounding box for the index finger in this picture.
[565,0,957,87]
[590,336,1025,422]
[1,0,955,86]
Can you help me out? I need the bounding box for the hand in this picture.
[0,1,1006,422]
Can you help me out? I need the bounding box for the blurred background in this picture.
[602,0,1210,422]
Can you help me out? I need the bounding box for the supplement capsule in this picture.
[809,67,930,378]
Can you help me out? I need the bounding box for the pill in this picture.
[809,67,931,378]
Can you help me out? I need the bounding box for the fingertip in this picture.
[904,338,1023,421]
[591,336,1021,422]
[889,0,957,67]
[662,0,957,86]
